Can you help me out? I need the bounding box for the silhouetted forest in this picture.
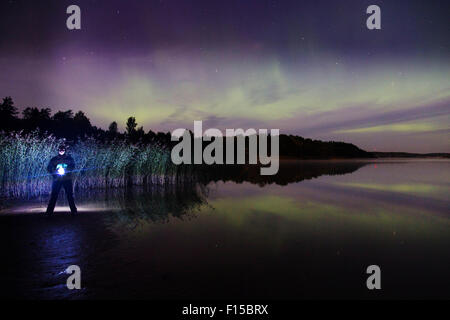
[0,96,373,159]
[0,96,172,145]
[372,152,450,159]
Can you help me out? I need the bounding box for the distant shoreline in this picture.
[370,152,450,159]
[277,153,450,161]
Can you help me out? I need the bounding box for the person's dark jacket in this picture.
[47,154,75,181]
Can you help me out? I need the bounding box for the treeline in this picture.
[278,134,373,159]
[0,96,172,144]
[170,134,373,166]
[0,96,373,159]
[372,152,450,159]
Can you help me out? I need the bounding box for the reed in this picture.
[0,131,185,199]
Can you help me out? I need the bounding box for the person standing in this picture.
[46,145,77,215]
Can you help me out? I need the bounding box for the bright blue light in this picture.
[57,167,66,176]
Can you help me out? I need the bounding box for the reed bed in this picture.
[0,131,190,199]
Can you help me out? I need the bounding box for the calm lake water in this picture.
[1,159,449,299]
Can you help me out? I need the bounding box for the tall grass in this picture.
[0,131,191,199]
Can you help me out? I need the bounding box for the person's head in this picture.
[58,145,66,155]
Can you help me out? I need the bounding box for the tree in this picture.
[52,110,75,138]
[22,107,39,120]
[73,111,92,137]
[22,107,51,121]
[73,111,91,128]
[39,108,51,120]
[136,126,145,139]
[0,96,19,131]
[108,121,118,134]
[53,110,74,121]
[0,97,18,117]
[126,117,137,135]
[22,107,52,132]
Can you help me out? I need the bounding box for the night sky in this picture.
[0,0,449,152]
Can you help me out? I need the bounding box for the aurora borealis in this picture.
[0,0,448,152]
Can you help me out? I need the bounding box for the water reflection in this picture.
[56,183,209,229]
[197,160,371,186]
[1,159,449,299]
[4,160,371,224]
[68,161,372,228]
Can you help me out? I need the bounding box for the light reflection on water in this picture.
[0,159,449,299]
